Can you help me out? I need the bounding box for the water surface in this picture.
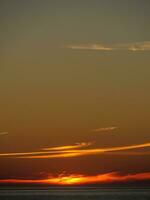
[0,188,150,200]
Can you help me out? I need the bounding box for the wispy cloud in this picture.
[43,142,91,151]
[0,132,8,136]
[0,142,92,157]
[123,41,150,51]
[67,44,113,51]
[0,142,150,159]
[91,127,117,132]
[23,142,150,159]
[0,172,150,185]
[67,41,150,52]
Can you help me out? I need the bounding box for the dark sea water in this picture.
[0,188,150,200]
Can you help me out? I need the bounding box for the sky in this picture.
[0,0,150,186]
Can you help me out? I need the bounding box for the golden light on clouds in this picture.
[0,142,150,159]
[0,172,150,186]
[43,142,91,151]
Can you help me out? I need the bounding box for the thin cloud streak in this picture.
[122,41,150,51]
[0,172,150,185]
[0,142,92,157]
[43,142,91,151]
[0,132,8,136]
[67,44,113,51]
[22,143,150,158]
[92,127,117,132]
[0,142,150,159]
[67,41,150,52]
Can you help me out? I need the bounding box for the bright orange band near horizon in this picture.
[0,172,150,186]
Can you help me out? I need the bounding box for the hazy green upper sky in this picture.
[0,0,150,180]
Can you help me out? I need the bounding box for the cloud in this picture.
[91,127,117,132]
[0,132,8,136]
[67,41,150,52]
[0,172,150,185]
[0,142,92,157]
[123,41,150,51]
[0,142,150,159]
[67,44,113,51]
[23,142,150,159]
[43,142,92,151]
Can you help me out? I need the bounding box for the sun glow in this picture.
[1,172,150,186]
[45,175,84,185]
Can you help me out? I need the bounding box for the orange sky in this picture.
[0,0,150,186]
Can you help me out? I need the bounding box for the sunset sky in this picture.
[0,0,150,186]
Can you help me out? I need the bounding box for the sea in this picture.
[0,187,150,200]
